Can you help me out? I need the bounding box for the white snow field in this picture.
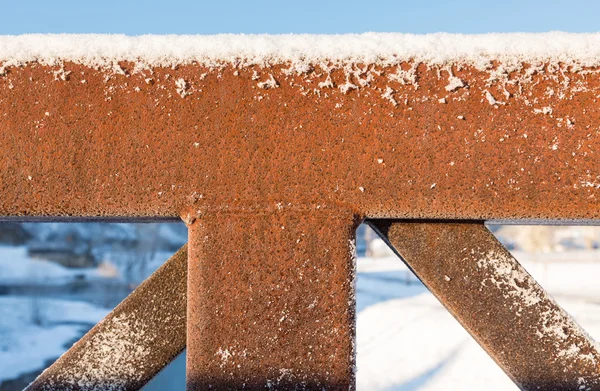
[0,296,109,383]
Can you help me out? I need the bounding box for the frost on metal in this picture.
[477,250,543,310]
[175,78,189,98]
[26,246,188,391]
[2,33,600,110]
[1,32,599,222]
[37,312,152,391]
[475,248,600,387]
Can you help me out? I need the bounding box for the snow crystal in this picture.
[388,66,418,85]
[216,347,233,368]
[381,86,397,106]
[339,80,358,94]
[4,33,600,72]
[477,250,543,308]
[257,74,279,89]
[445,76,465,92]
[317,75,334,89]
[175,78,189,98]
[534,106,553,115]
[557,343,581,358]
[52,67,70,81]
[581,180,600,189]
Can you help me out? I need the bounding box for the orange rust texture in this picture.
[369,220,600,391]
[187,209,357,390]
[0,62,599,220]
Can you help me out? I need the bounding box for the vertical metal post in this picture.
[187,209,357,390]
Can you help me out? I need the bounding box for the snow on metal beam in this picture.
[0,34,599,222]
[25,245,187,391]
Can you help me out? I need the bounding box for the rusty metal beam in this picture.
[1,60,599,222]
[25,245,188,391]
[368,220,600,391]
[187,209,357,390]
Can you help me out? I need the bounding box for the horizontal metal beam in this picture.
[1,61,599,221]
[368,220,600,391]
[25,245,188,391]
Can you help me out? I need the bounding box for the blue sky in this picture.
[1,0,599,35]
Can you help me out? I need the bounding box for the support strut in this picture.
[368,220,600,391]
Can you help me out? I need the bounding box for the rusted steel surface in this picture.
[187,209,357,390]
[25,245,188,391]
[368,220,600,391]
[1,61,599,222]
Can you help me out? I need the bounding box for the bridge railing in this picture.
[1,34,599,390]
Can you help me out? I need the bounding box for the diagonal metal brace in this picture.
[25,245,188,391]
[368,220,600,391]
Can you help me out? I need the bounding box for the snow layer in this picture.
[2,33,600,71]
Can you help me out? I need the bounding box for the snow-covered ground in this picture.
[0,245,180,287]
[0,297,109,383]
